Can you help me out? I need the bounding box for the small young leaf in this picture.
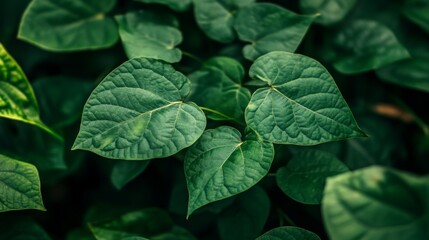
[234,3,315,60]
[18,0,119,51]
[193,0,254,43]
[111,161,150,190]
[332,20,410,74]
[188,57,251,121]
[322,166,429,240]
[115,11,182,63]
[256,226,321,240]
[403,0,429,33]
[245,51,365,145]
[0,154,45,212]
[185,126,274,217]
[0,43,61,139]
[89,208,196,240]
[135,0,191,12]
[73,58,206,160]
[276,149,349,204]
[300,0,357,25]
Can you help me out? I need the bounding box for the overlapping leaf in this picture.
[256,226,321,240]
[276,149,349,204]
[0,154,45,212]
[194,0,254,43]
[73,58,206,160]
[322,166,429,240]
[234,3,315,60]
[403,0,429,33]
[111,161,150,190]
[245,51,364,145]
[300,0,357,25]
[18,0,119,51]
[332,20,410,74]
[135,0,191,11]
[185,126,274,217]
[188,57,251,121]
[116,11,182,63]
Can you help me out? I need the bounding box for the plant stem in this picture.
[393,97,429,136]
[276,208,296,226]
[182,51,202,63]
[199,107,246,127]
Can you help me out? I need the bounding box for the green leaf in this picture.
[73,58,206,160]
[234,3,315,60]
[256,226,321,240]
[115,11,182,63]
[0,43,61,139]
[218,187,270,240]
[89,208,196,240]
[376,58,429,93]
[0,217,52,240]
[0,154,45,212]
[322,166,429,240]
[193,0,254,43]
[276,149,349,204]
[300,0,357,25]
[332,20,410,74]
[185,126,274,217]
[188,57,251,121]
[403,0,429,33]
[245,51,364,145]
[18,0,119,51]
[135,0,191,11]
[111,161,150,190]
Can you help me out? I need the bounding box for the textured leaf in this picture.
[403,0,429,33]
[333,20,410,74]
[0,217,52,240]
[188,57,251,121]
[185,126,274,217]
[218,187,270,240]
[376,58,429,93]
[18,0,119,51]
[322,166,429,240]
[0,43,61,139]
[256,226,321,240]
[193,0,254,43]
[73,58,206,160]
[111,161,150,190]
[135,0,191,11]
[276,149,349,204]
[89,208,196,240]
[0,154,45,212]
[115,11,182,63]
[245,51,364,145]
[234,3,315,60]
[300,0,357,25]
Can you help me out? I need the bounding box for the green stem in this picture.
[393,97,429,136]
[276,208,296,226]
[182,51,202,63]
[199,107,246,127]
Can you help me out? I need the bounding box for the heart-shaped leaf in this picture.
[0,43,61,139]
[0,154,45,212]
[188,57,250,121]
[332,20,410,74]
[18,0,119,51]
[193,0,254,43]
[276,149,349,204]
[73,58,206,160]
[115,11,182,63]
[234,3,315,60]
[256,226,321,240]
[322,166,429,240]
[245,51,365,145]
[185,126,274,217]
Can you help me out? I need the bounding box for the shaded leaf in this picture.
[300,0,357,25]
[234,3,315,60]
[194,0,254,43]
[245,51,364,145]
[322,166,429,240]
[0,217,52,240]
[115,11,182,63]
[276,149,349,204]
[332,20,410,74]
[403,0,429,33]
[0,154,45,212]
[185,126,274,217]
[135,0,191,11]
[256,226,321,240]
[73,58,206,160]
[111,161,150,190]
[18,0,119,51]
